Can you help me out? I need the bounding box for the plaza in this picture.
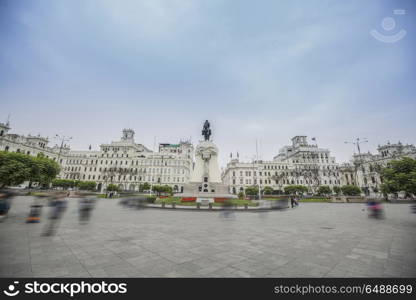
[1,196,415,278]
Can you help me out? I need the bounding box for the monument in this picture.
[177,120,237,204]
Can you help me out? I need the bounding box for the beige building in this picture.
[222,136,341,195]
[340,141,416,196]
[2,121,415,196]
[0,123,193,192]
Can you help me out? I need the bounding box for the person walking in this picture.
[78,194,96,224]
[42,192,67,236]
[0,190,14,221]
[290,196,295,208]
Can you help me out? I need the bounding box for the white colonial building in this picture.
[2,120,415,196]
[0,122,193,192]
[222,136,341,195]
[0,121,67,162]
[340,141,416,196]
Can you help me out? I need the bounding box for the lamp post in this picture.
[344,138,368,194]
[54,135,72,178]
[255,139,262,200]
[149,136,157,196]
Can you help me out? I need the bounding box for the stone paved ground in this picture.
[1,196,415,277]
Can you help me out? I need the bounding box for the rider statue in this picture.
[202,120,211,141]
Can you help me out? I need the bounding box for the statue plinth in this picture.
[176,139,236,201]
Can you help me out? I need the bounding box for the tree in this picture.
[238,191,245,199]
[140,182,151,192]
[0,151,60,188]
[262,186,274,195]
[380,157,416,197]
[106,184,119,192]
[0,152,31,187]
[52,179,76,189]
[31,155,60,187]
[245,186,259,196]
[152,185,173,196]
[284,185,308,195]
[341,185,361,196]
[317,185,331,196]
[333,186,341,195]
[162,185,173,196]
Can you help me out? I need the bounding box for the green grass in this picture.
[298,198,330,202]
[155,197,182,204]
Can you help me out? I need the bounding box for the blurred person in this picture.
[271,198,288,210]
[411,202,416,214]
[134,197,147,210]
[0,190,14,221]
[290,196,296,208]
[42,192,68,236]
[26,195,46,223]
[220,199,235,219]
[294,195,300,207]
[78,193,97,224]
[258,199,270,218]
[367,199,384,219]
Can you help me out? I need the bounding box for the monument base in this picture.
[176,182,237,201]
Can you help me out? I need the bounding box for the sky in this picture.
[1,0,415,167]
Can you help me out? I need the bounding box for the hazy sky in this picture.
[1,0,415,167]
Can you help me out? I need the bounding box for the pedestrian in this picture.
[26,196,45,223]
[290,196,295,208]
[0,190,14,221]
[79,194,96,224]
[42,192,67,236]
[294,196,300,207]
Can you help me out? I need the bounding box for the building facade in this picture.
[339,142,416,196]
[2,121,415,195]
[0,123,194,192]
[222,136,342,194]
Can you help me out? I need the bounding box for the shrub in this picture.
[333,186,341,195]
[262,186,273,195]
[284,185,308,195]
[317,185,331,196]
[245,186,259,196]
[52,179,76,189]
[77,181,96,191]
[341,185,361,196]
[106,184,119,192]
[146,196,157,203]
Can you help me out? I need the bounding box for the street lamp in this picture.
[54,134,72,162]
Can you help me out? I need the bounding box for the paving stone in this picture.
[1,196,416,277]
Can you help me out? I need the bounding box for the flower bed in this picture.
[214,197,228,203]
[181,197,197,202]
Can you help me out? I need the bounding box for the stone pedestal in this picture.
[176,140,236,201]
